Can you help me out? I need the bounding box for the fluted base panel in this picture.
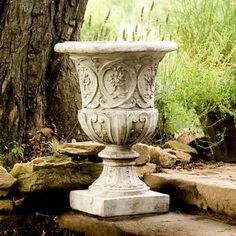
[70,190,169,217]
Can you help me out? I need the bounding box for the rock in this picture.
[0,166,16,189]
[175,129,213,160]
[149,147,177,168]
[136,163,157,178]
[144,168,236,218]
[58,141,105,157]
[57,211,236,236]
[11,156,102,193]
[165,149,192,163]
[162,140,198,156]
[0,166,16,197]
[174,128,204,145]
[40,127,54,138]
[0,199,14,211]
[132,143,151,166]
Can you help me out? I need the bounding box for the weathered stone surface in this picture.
[0,199,13,211]
[144,167,236,218]
[0,166,16,197]
[149,147,176,168]
[11,156,102,193]
[0,166,16,189]
[70,190,169,217]
[163,140,198,156]
[174,128,205,145]
[132,143,151,166]
[58,141,105,157]
[165,149,192,163]
[57,211,236,236]
[136,163,157,178]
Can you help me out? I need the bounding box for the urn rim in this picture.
[54,41,178,55]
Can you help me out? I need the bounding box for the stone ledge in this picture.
[144,167,236,218]
[10,157,103,192]
[70,190,169,217]
[57,211,236,236]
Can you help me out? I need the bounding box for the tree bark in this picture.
[0,0,88,149]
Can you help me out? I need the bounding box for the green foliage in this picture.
[173,0,236,60]
[81,0,173,41]
[164,0,235,117]
[81,9,118,41]
[48,141,59,156]
[81,0,236,141]
[154,0,236,140]
[0,142,24,171]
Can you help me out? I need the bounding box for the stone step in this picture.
[57,211,236,236]
[144,164,236,218]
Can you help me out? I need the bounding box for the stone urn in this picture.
[54,41,178,217]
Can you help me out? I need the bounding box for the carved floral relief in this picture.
[73,55,159,109]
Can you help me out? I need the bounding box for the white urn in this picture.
[54,41,178,217]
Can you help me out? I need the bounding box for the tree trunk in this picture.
[0,0,88,149]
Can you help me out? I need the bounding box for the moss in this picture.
[163,141,198,156]
[10,157,102,193]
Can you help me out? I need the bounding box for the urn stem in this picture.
[89,145,149,196]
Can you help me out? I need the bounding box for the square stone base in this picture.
[70,190,169,217]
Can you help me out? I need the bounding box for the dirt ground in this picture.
[0,213,83,236]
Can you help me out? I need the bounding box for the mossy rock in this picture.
[0,166,16,197]
[58,141,105,157]
[149,147,177,168]
[11,156,102,193]
[0,199,14,212]
[163,140,198,156]
[132,143,151,166]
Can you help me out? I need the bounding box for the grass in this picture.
[81,0,236,141]
[81,0,175,41]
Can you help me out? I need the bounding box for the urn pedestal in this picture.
[54,41,178,217]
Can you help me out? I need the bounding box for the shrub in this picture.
[81,0,236,152]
